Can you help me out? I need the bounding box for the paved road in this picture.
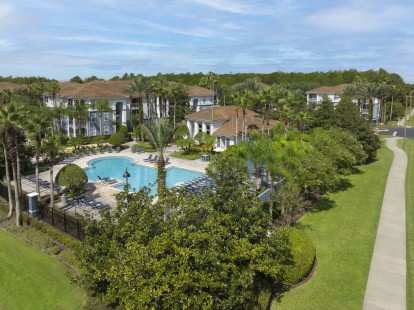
[363,137,407,310]
[377,127,414,140]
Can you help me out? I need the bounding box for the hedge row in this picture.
[277,226,316,286]
[21,213,81,252]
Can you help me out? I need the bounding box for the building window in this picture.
[68,99,73,106]
[198,123,202,133]
[308,94,317,101]
[103,112,109,121]
[104,126,109,135]
[91,127,97,136]
[90,113,96,123]
[45,96,49,103]
[206,125,210,135]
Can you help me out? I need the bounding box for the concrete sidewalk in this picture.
[363,138,407,310]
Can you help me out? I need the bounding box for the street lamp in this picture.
[123,167,131,190]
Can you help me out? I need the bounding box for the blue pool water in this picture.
[84,156,204,195]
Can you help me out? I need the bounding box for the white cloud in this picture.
[140,20,216,37]
[306,5,407,33]
[188,0,289,15]
[56,35,164,47]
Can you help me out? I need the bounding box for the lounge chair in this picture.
[99,147,104,154]
[131,145,138,153]
[138,146,145,153]
[143,154,153,162]
[149,155,158,163]
[106,178,117,184]
[107,146,113,153]
[165,157,171,165]
[115,146,121,153]
[91,148,97,155]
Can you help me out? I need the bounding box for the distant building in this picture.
[0,82,26,92]
[186,105,277,150]
[306,84,380,121]
[43,80,215,137]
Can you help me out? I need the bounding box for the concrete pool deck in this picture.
[30,142,210,214]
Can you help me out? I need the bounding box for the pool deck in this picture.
[29,142,210,215]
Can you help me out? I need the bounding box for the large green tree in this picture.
[78,170,291,309]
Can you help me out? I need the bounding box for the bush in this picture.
[170,151,200,160]
[56,164,88,194]
[276,227,316,286]
[117,125,129,135]
[108,132,126,146]
[22,214,81,252]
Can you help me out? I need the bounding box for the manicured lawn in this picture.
[271,145,393,309]
[0,228,86,309]
[399,139,414,309]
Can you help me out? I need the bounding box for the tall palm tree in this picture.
[25,106,52,193]
[70,99,89,137]
[258,87,274,135]
[231,89,256,140]
[200,71,219,104]
[144,81,156,119]
[91,99,111,141]
[41,136,61,212]
[0,102,27,226]
[354,81,382,122]
[153,76,169,118]
[0,119,14,217]
[47,81,61,135]
[125,75,148,141]
[26,82,46,107]
[142,119,177,197]
[168,82,187,127]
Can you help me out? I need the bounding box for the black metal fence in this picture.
[0,182,84,240]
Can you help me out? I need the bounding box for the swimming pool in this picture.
[84,156,204,194]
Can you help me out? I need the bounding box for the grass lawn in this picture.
[170,150,202,160]
[398,139,414,309]
[0,228,86,309]
[271,145,393,309]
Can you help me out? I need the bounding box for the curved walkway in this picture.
[363,138,407,309]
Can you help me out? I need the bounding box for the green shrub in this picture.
[276,226,316,286]
[117,125,128,135]
[170,151,201,160]
[108,132,126,146]
[56,164,88,195]
[23,215,81,252]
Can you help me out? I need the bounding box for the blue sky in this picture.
[1,0,414,82]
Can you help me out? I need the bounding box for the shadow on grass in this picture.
[330,178,354,193]
[309,196,336,213]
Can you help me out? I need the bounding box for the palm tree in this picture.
[47,81,61,135]
[71,99,89,137]
[0,102,27,226]
[41,136,61,212]
[153,76,169,118]
[200,71,219,104]
[354,81,382,122]
[25,106,52,193]
[168,82,187,127]
[0,118,14,217]
[125,75,148,141]
[231,89,256,140]
[92,99,111,141]
[142,119,177,197]
[258,87,274,135]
